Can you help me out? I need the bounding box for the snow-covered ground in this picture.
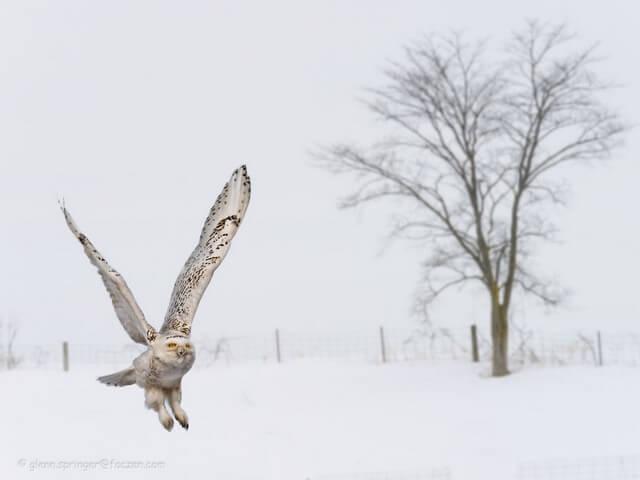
[1,361,637,480]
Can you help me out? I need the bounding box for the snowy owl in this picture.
[61,165,251,431]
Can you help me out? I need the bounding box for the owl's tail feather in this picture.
[97,367,136,387]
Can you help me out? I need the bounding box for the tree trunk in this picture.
[491,300,510,377]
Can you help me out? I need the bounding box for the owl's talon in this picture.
[176,414,189,430]
[161,416,174,431]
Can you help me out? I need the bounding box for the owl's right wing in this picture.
[61,204,157,345]
[160,165,251,336]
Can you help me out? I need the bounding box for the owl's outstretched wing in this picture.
[160,165,251,335]
[61,204,157,345]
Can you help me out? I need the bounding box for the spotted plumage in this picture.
[61,165,251,431]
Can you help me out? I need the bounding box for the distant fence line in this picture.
[3,325,640,371]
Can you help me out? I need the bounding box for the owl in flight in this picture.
[61,166,251,431]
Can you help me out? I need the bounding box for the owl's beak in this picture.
[176,347,186,357]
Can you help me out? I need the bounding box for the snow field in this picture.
[1,361,637,480]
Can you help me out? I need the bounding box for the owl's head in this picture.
[154,333,195,364]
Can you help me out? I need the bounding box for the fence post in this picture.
[596,331,603,366]
[470,324,479,363]
[379,326,387,363]
[275,329,282,363]
[62,341,69,372]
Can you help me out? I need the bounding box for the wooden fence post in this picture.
[275,329,282,363]
[470,325,479,363]
[379,326,387,364]
[62,341,69,372]
[596,331,603,366]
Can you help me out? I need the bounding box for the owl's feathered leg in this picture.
[144,387,173,431]
[167,387,189,430]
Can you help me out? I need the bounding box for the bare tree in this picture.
[0,318,21,370]
[318,22,625,376]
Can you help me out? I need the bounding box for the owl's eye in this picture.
[185,344,192,350]
[166,342,177,349]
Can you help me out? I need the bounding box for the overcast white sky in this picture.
[0,0,638,345]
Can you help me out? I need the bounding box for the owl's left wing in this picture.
[61,204,157,345]
[160,165,251,336]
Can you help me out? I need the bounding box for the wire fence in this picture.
[3,325,640,371]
